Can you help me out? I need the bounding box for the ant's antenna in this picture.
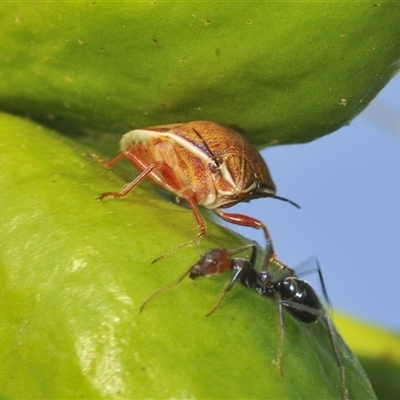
[151,238,198,264]
[139,265,194,313]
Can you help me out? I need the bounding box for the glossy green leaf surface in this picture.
[1,1,398,398]
[0,2,399,146]
[334,315,400,400]
[0,113,376,398]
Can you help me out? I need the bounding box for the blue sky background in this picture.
[226,73,400,332]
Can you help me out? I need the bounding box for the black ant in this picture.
[140,243,348,400]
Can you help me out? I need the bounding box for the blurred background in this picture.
[226,73,400,332]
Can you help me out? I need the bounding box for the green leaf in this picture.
[334,315,400,400]
[0,2,399,146]
[0,113,376,398]
[1,2,397,398]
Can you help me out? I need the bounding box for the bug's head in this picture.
[221,181,300,209]
[242,180,299,209]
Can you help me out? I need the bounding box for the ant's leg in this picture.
[279,300,347,400]
[324,315,348,400]
[275,295,285,376]
[205,265,244,317]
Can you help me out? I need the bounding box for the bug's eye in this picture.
[209,159,222,173]
[209,162,219,174]
[209,156,223,173]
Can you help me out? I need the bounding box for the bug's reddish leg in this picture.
[88,152,126,168]
[98,163,159,200]
[213,209,276,258]
[182,190,208,237]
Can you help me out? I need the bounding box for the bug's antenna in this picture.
[192,128,221,170]
[193,127,299,211]
[272,195,301,209]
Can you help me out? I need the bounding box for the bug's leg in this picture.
[183,190,208,237]
[205,265,243,317]
[150,192,207,262]
[98,162,159,200]
[87,151,126,168]
[213,209,276,259]
[139,265,194,313]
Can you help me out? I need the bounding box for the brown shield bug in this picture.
[92,120,298,255]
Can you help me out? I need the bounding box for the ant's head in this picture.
[189,249,233,279]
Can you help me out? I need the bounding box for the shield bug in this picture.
[92,120,298,254]
[140,244,348,400]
